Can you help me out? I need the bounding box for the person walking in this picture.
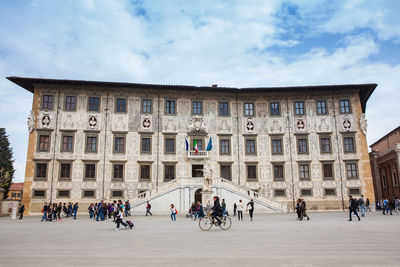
[115,206,128,230]
[383,198,389,215]
[366,198,371,212]
[125,200,131,217]
[170,204,177,221]
[41,202,48,222]
[395,197,400,215]
[197,201,205,219]
[146,201,152,216]
[247,199,255,221]
[73,202,79,220]
[359,195,366,217]
[348,195,360,221]
[96,201,104,221]
[18,204,25,222]
[88,203,94,219]
[300,199,310,221]
[221,199,227,217]
[237,200,244,221]
[233,203,237,216]
[296,199,302,220]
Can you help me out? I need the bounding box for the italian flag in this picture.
[193,139,198,155]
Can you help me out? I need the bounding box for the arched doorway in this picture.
[195,188,202,203]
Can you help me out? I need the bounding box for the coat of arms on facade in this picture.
[297,119,305,130]
[244,117,255,134]
[343,118,351,130]
[88,115,97,129]
[188,116,207,135]
[41,114,51,129]
[27,110,35,133]
[140,115,153,132]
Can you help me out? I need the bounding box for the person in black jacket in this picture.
[295,199,301,220]
[211,196,222,225]
[18,204,25,222]
[348,195,360,221]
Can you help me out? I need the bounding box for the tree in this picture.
[0,128,15,199]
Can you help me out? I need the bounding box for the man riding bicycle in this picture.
[211,196,223,226]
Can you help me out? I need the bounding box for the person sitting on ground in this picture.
[211,196,222,225]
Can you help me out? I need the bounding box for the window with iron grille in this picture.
[58,190,70,198]
[60,163,71,179]
[219,102,229,116]
[62,135,73,152]
[142,99,152,113]
[83,190,95,198]
[340,100,351,113]
[317,101,327,114]
[346,162,358,179]
[274,189,286,197]
[65,96,76,111]
[349,188,360,195]
[270,102,280,115]
[33,190,46,197]
[301,189,312,196]
[273,164,284,180]
[165,100,176,114]
[247,165,257,181]
[295,101,305,115]
[244,103,254,116]
[88,97,100,111]
[112,190,123,198]
[113,164,124,179]
[85,164,96,179]
[116,98,126,112]
[297,138,308,154]
[38,135,50,151]
[324,188,336,196]
[42,95,53,110]
[164,165,175,181]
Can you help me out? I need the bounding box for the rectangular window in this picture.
[219,102,229,116]
[301,189,312,196]
[295,101,305,115]
[88,97,100,111]
[35,163,47,179]
[164,165,175,181]
[274,189,286,197]
[42,95,53,110]
[33,190,46,198]
[220,165,232,180]
[192,138,204,151]
[140,165,151,181]
[273,164,284,180]
[193,101,202,115]
[320,137,331,153]
[346,162,358,179]
[165,138,175,154]
[343,136,355,153]
[112,190,124,198]
[299,164,310,180]
[393,173,398,187]
[85,164,96,179]
[348,188,360,195]
[86,136,97,152]
[244,103,254,116]
[245,139,256,155]
[141,137,151,153]
[11,192,16,198]
[17,193,21,198]
[165,100,176,114]
[58,190,70,198]
[270,102,280,116]
[60,163,71,179]
[324,188,336,196]
[114,137,125,153]
[297,138,308,154]
[247,165,257,181]
[340,100,351,114]
[38,135,50,151]
[83,190,95,198]
[113,164,124,179]
[317,101,327,114]
[220,139,230,155]
[65,96,76,111]
[322,163,334,180]
[272,138,283,154]
[62,135,74,152]
[142,99,152,113]
[116,98,126,113]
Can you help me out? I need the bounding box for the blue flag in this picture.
[206,137,212,151]
[185,137,189,151]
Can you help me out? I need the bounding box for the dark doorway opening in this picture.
[192,165,203,177]
[195,188,202,203]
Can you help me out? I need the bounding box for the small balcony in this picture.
[187,150,209,159]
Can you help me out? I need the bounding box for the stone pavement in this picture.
[0,211,400,267]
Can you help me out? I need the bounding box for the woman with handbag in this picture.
[170,204,177,221]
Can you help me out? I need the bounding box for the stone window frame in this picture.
[115,97,127,113]
[319,135,332,154]
[245,137,257,155]
[271,136,284,155]
[316,100,328,115]
[60,131,75,153]
[218,101,230,117]
[139,162,152,181]
[392,169,398,187]
[348,187,361,196]
[84,132,99,153]
[339,99,352,114]
[190,136,205,151]
[300,188,313,197]
[111,161,125,181]
[83,161,98,180]
[243,102,255,117]
[163,163,176,181]
[273,162,285,181]
[58,160,73,181]
[111,190,124,199]
[246,163,258,182]
[273,189,286,197]
[294,101,305,116]
[82,189,96,199]
[380,169,387,189]
[219,136,231,155]
[164,134,176,155]
[269,101,281,116]
[41,94,54,110]
[296,135,309,155]
[324,188,337,197]
[298,162,311,181]
[220,163,232,181]
[165,99,177,115]
[191,100,203,115]
[57,189,71,198]
[113,132,127,154]
[321,161,335,180]
[140,134,152,154]
[37,131,52,152]
[345,160,359,179]
[87,96,101,112]
[342,134,356,154]
[34,160,50,181]
[64,95,77,111]
[141,98,153,114]
[32,189,46,199]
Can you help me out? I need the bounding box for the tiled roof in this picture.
[9,182,24,191]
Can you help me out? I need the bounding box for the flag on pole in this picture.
[193,139,198,155]
[206,137,212,151]
[185,137,189,151]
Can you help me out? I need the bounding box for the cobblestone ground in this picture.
[0,211,400,267]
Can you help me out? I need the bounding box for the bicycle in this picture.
[199,210,232,231]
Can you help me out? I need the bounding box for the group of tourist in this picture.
[233,199,255,221]
[375,197,400,215]
[87,200,131,222]
[39,202,79,222]
[295,199,310,221]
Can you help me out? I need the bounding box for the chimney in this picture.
[212,84,218,87]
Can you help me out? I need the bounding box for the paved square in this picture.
[0,212,400,267]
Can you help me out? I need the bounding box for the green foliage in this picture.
[0,128,15,199]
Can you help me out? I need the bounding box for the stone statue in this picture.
[27,110,35,133]
[360,113,368,135]
[203,160,213,191]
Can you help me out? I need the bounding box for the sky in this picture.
[0,0,399,183]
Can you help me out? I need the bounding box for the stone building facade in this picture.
[369,126,400,201]
[7,77,377,214]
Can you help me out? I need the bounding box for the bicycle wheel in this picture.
[219,216,232,230]
[199,217,213,231]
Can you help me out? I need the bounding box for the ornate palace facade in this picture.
[8,77,376,214]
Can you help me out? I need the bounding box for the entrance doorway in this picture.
[192,165,203,177]
[195,188,202,203]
